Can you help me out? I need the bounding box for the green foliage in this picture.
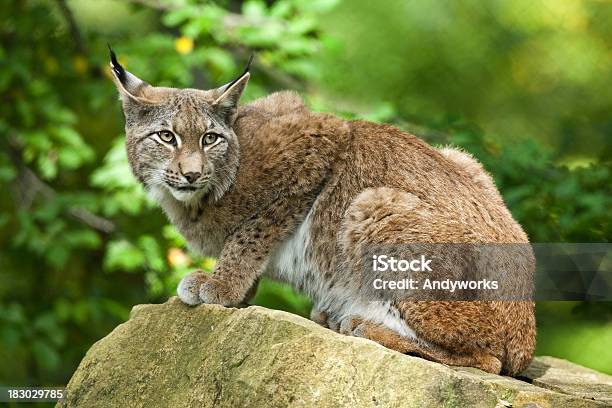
[91,137,151,216]
[441,124,611,242]
[0,0,610,389]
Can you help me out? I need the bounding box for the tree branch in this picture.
[6,139,116,234]
[56,0,88,55]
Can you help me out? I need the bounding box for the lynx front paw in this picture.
[177,270,243,307]
[177,271,208,305]
[198,277,236,306]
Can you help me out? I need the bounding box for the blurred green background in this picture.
[1,0,611,391]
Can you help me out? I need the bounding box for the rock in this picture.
[58,298,612,408]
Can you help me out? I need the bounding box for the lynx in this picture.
[110,50,535,376]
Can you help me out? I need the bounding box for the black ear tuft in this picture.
[244,53,254,73]
[224,53,254,91]
[108,44,126,84]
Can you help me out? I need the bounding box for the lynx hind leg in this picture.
[339,315,502,374]
[341,187,429,256]
[395,301,506,373]
[310,307,330,328]
[341,188,504,374]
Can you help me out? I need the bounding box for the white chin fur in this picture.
[147,184,205,205]
[169,188,205,203]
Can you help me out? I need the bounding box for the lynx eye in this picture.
[157,131,177,146]
[202,132,219,147]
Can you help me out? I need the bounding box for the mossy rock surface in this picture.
[58,297,612,408]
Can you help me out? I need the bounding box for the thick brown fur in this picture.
[111,61,536,376]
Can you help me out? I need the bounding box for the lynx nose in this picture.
[182,171,201,184]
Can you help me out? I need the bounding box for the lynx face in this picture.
[109,50,250,204]
[122,90,241,203]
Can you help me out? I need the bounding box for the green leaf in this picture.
[162,225,187,247]
[104,239,146,272]
[242,0,268,18]
[162,7,194,27]
[138,235,165,272]
[31,339,60,370]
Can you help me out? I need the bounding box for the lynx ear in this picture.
[212,55,252,123]
[108,46,154,104]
